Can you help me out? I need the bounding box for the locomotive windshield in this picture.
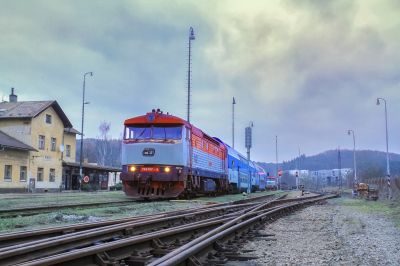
[267,180,276,185]
[125,125,182,140]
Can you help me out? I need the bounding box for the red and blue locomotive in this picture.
[120,109,267,198]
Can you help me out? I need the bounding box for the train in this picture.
[120,109,269,199]
[265,176,277,191]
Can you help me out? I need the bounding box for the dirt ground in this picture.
[245,196,400,266]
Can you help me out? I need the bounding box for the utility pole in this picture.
[187,27,195,123]
[276,135,279,190]
[338,146,342,189]
[232,97,236,148]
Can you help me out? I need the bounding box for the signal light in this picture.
[296,172,298,177]
[278,171,282,177]
[165,167,170,173]
[267,172,269,177]
[130,166,136,172]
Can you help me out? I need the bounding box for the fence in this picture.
[365,176,400,200]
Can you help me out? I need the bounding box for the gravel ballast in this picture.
[244,200,400,266]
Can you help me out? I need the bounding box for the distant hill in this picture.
[257,149,400,178]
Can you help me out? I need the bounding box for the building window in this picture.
[4,165,12,181]
[39,135,45,149]
[20,166,27,181]
[51,138,56,151]
[49,168,55,182]
[46,114,52,124]
[66,145,71,157]
[213,146,215,154]
[37,168,43,181]
[206,142,209,150]
[201,140,204,148]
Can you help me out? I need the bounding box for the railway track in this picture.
[0,193,338,265]
[0,199,140,219]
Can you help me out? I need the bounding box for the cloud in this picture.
[0,0,399,163]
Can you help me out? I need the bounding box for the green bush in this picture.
[115,182,123,190]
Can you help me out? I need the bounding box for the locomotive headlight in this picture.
[165,167,170,173]
[130,166,136,172]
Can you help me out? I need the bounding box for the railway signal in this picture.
[278,170,281,177]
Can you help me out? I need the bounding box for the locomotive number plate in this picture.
[141,167,160,172]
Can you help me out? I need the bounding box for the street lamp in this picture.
[79,72,93,191]
[376,98,391,199]
[297,147,300,189]
[187,27,195,123]
[347,130,357,191]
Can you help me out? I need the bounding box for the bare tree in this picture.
[96,121,111,166]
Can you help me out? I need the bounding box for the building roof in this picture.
[0,130,38,151]
[64,127,81,135]
[0,101,73,128]
[62,161,121,172]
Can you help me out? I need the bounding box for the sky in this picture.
[1,0,400,163]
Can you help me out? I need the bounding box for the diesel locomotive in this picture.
[120,109,268,199]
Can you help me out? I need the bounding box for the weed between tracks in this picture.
[0,191,284,233]
[196,191,284,203]
[0,191,127,209]
[327,195,400,228]
[0,201,202,233]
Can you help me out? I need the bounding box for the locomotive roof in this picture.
[124,112,191,127]
[253,162,267,174]
[124,111,226,149]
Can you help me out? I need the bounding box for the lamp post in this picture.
[79,72,93,191]
[187,27,195,123]
[347,130,357,191]
[232,97,236,148]
[297,147,300,189]
[376,98,391,199]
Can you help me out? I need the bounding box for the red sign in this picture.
[141,167,160,172]
[209,161,212,166]
[84,176,89,182]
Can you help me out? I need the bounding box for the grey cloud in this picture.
[1,0,399,163]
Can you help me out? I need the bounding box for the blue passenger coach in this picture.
[214,139,266,194]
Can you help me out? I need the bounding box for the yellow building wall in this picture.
[63,132,77,163]
[0,149,30,191]
[0,105,78,191]
[29,106,65,189]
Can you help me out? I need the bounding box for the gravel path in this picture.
[244,201,400,266]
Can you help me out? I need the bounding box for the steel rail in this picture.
[12,198,297,266]
[0,202,263,264]
[151,194,338,266]
[0,193,278,248]
[0,199,139,216]
[0,201,258,253]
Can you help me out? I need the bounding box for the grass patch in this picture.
[0,192,127,209]
[0,201,204,233]
[196,191,285,203]
[328,194,400,229]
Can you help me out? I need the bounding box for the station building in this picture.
[0,88,120,193]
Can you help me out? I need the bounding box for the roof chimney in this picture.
[9,88,17,102]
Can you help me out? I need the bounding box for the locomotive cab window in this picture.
[153,126,182,139]
[125,125,182,140]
